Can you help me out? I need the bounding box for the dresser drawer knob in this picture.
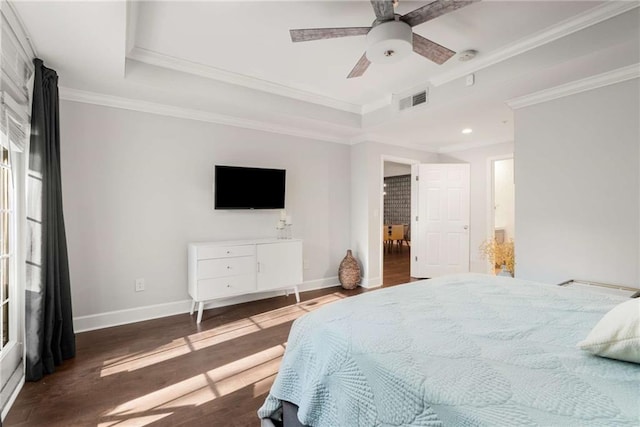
[226,266,231,269]
[226,250,231,254]
[226,284,231,288]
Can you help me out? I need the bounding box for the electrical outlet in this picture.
[303,259,310,270]
[135,278,145,292]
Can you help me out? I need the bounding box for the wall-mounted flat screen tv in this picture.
[214,165,286,209]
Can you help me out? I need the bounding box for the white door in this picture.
[411,164,470,278]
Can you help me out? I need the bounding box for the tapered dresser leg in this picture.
[197,302,204,324]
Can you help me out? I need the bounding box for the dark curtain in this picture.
[25,58,75,381]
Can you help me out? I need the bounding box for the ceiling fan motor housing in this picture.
[365,20,413,64]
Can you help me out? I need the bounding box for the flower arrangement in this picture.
[479,238,515,276]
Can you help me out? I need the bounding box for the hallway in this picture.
[382,244,417,287]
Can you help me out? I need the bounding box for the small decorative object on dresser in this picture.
[338,250,361,290]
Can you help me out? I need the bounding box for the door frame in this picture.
[486,155,514,274]
[378,155,420,283]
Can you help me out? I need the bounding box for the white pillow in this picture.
[578,298,640,364]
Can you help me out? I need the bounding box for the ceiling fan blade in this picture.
[290,27,370,42]
[401,0,479,27]
[347,53,371,79]
[370,0,395,22]
[412,33,455,64]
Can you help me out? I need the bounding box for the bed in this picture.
[258,273,640,426]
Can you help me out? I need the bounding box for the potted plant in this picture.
[479,238,515,277]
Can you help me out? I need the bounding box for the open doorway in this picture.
[490,157,515,275]
[382,160,413,286]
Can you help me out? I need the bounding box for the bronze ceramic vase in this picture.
[338,250,361,290]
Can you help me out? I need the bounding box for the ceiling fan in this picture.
[290,0,479,78]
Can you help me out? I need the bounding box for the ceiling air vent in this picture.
[395,88,428,112]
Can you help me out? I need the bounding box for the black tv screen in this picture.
[214,165,286,209]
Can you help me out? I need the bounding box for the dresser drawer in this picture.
[198,256,255,279]
[196,275,256,300]
[197,244,255,260]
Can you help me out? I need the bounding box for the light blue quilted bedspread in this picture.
[258,274,640,426]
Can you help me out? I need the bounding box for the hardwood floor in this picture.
[5,251,418,427]
[382,242,418,287]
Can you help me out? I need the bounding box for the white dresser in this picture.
[188,238,303,323]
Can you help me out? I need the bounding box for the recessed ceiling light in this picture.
[462,128,473,134]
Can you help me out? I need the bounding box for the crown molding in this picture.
[361,95,392,114]
[57,87,439,152]
[59,87,351,145]
[430,1,639,87]
[127,47,362,115]
[349,133,438,153]
[58,86,506,154]
[349,133,396,145]
[506,63,640,110]
[437,139,513,154]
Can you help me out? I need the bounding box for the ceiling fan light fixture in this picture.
[365,21,413,64]
[291,0,479,78]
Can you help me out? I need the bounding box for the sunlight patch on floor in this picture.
[101,337,194,377]
[100,293,343,377]
[104,344,286,419]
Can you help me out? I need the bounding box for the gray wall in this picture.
[514,79,639,287]
[60,101,352,319]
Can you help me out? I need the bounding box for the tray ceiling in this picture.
[11,1,639,151]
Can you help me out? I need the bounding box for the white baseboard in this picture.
[73,300,193,333]
[297,276,340,292]
[1,371,24,422]
[360,276,382,288]
[73,276,340,333]
[470,260,493,275]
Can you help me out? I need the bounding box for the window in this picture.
[0,96,26,415]
[0,144,9,348]
[0,129,14,350]
[1,0,34,415]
